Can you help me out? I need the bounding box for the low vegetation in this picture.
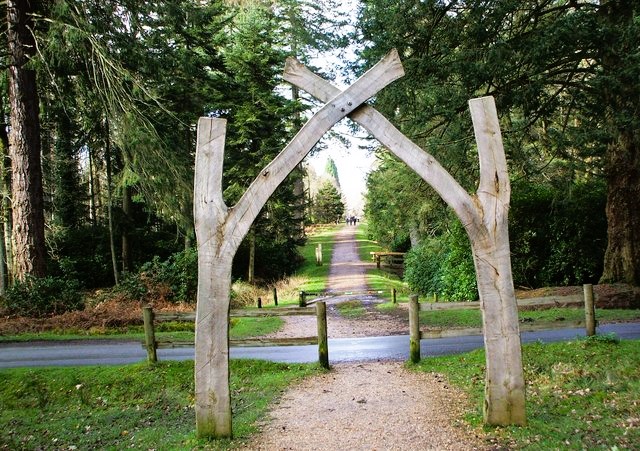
[0,227,341,342]
[355,223,411,302]
[417,307,640,330]
[0,360,322,450]
[413,336,640,449]
[296,224,340,294]
[335,300,367,318]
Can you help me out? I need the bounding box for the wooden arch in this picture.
[194,49,525,438]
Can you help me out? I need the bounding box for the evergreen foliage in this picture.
[324,157,340,188]
[0,276,83,317]
[0,0,346,295]
[358,0,636,288]
[311,181,345,224]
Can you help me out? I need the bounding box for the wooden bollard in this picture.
[409,294,420,363]
[392,287,397,304]
[584,283,596,336]
[433,292,438,303]
[299,291,307,307]
[317,301,329,369]
[142,306,157,363]
[273,287,278,306]
[257,297,262,309]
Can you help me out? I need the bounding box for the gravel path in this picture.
[241,362,488,450]
[263,225,408,339]
[243,225,489,450]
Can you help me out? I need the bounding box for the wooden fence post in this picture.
[273,287,278,306]
[392,287,397,304]
[143,306,157,363]
[317,301,329,369]
[299,291,307,307]
[583,283,596,336]
[409,294,420,363]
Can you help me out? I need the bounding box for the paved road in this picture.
[1,322,638,369]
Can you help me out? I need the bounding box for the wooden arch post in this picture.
[283,58,526,426]
[193,50,404,438]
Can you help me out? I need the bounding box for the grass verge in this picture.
[0,359,321,450]
[417,307,640,329]
[295,224,340,295]
[354,223,410,302]
[335,300,367,318]
[412,336,640,449]
[0,317,284,344]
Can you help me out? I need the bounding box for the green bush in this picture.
[1,276,83,317]
[404,222,478,301]
[510,181,606,287]
[404,238,444,295]
[117,248,198,304]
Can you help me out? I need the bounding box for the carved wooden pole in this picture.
[468,97,526,426]
[194,118,233,438]
[284,60,526,426]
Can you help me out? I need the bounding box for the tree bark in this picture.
[7,0,47,280]
[598,2,640,285]
[122,185,132,274]
[105,118,119,285]
[247,227,255,284]
[0,108,12,292]
[601,130,640,285]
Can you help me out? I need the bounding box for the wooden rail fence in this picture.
[142,301,329,368]
[370,251,405,269]
[409,284,599,361]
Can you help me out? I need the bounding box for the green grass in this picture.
[412,337,640,449]
[418,307,640,329]
[335,300,367,318]
[354,223,411,302]
[229,316,283,339]
[1,317,283,343]
[0,359,322,450]
[295,224,340,294]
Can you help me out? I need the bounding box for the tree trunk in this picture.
[122,185,132,274]
[194,255,233,438]
[247,228,255,284]
[598,2,640,285]
[7,0,47,281]
[600,131,640,285]
[105,118,119,285]
[0,110,12,292]
[471,238,526,425]
[88,145,97,226]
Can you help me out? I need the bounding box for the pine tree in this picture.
[312,181,344,224]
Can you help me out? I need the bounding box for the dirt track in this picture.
[242,225,489,450]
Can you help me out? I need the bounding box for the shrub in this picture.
[404,222,478,301]
[1,276,83,317]
[116,248,198,304]
[404,238,444,296]
[510,181,607,287]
